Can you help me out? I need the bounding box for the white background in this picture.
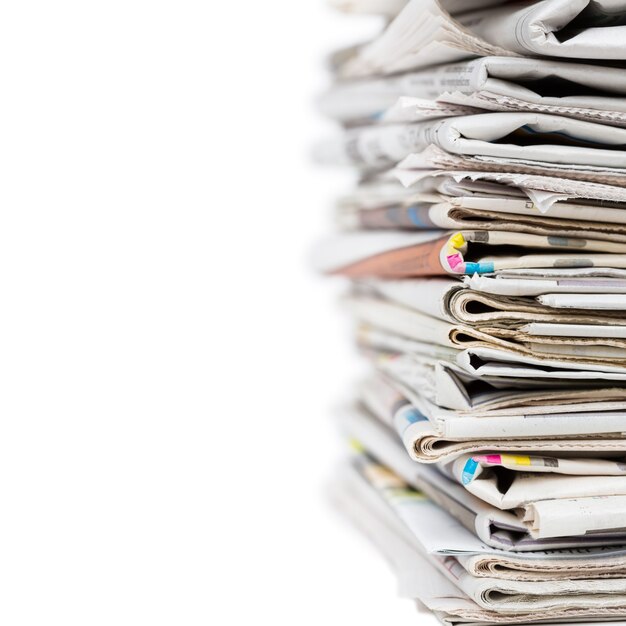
[0,2,434,624]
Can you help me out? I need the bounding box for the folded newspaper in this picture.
[339,400,626,544]
[337,180,626,241]
[331,453,626,622]
[316,112,626,172]
[317,0,626,623]
[320,57,626,127]
[340,0,626,78]
[313,230,626,278]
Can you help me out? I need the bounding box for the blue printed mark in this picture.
[407,205,434,229]
[464,261,494,275]
[403,408,427,424]
[462,457,478,485]
[393,406,428,436]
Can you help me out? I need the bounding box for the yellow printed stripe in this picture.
[450,232,465,249]
[501,454,531,466]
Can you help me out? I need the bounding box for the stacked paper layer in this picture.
[316,0,626,623]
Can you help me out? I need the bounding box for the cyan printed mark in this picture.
[462,457,479,485]
[464,261,494,275]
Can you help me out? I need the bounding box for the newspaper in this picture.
[356,278,626,349]
[317,112,626,171]
[339,400,626,547]
[357,323,626,383]
[339,172,626,230]
[355,371,626,464]
[330,463,510,626]
[444,454,626,539]
[332,455,626,618]
[394,146,626,190]
[334,439,626,582]
[340,0,626,78]
[345,291,626,361]
[313,229,626,278]
[394,165,626,204]
[319,0,626,620]
[367,346,626,414]
[455,343,626,384]
[466,270,626,297]
[359,277,626,329]
[337,183,626,242]
[321,57,626,127]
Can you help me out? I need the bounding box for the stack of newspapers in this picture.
[314,0,626,624]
